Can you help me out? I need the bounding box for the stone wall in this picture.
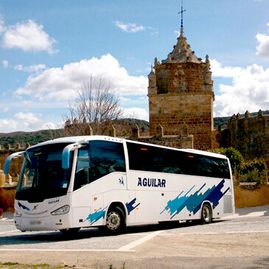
[234,185,269,208]
[130,124,193,149]
[64,119,150,138]
[64,120,194,149]
[0,186,16,212]
[154,62,212,94]
[149,92,213,150]
[0,144,26,180]
[219,110,269,164]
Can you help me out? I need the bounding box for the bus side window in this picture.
[89,141,126,182]
[74,147,90,190]
[127,142,230,179]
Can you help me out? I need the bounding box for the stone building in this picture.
[148,28,214,150]
[219,110,269,165]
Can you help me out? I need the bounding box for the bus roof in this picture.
[27,135,227,159]
[27,135,124,149]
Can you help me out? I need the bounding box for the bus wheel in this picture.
[60,227,80,236]
[201,203,212,224]
[106,207,125,234]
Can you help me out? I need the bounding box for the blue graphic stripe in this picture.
[87,208,106,224]
[126,198,140,215]
[18,202,30,211]
[161,179,230,218]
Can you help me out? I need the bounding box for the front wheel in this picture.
[105,207,125,234]
[201,203,212,224]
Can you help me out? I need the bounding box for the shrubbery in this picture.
[210,147,267,185]
[239,159,267,184]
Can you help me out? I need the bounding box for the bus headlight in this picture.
[51,205,70,216]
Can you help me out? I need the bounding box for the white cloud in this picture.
[256,33,269,58]
[0,112,59,132]
[123,107,149,121]
[2,60,8,68]
[0,119,17,132]
[2,20,56,53]
[14,64,46,73]
[0,16,5,33]
[211,59,269,116]
[256,23,269,58]
[16,54,148,100]
[15,112,39,123]
[2,61,46,73]
[115,21,145,33]
[210,59,242,78]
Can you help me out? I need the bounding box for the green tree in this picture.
[210,147,244,176]
[210,147,267,185]
[239,159,267,184]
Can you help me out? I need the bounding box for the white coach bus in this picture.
[4,136,234,235]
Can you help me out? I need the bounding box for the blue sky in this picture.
[0,0,269,132]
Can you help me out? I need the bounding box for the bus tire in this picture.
[105,206,125,234]
[201,203,212,224]
[60,227,80,237]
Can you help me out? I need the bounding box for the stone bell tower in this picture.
[148,9,214,150]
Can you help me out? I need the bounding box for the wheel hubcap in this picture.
[107,212,120,230]
[203,206,210,222]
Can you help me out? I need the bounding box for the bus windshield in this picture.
[16,143,72,202]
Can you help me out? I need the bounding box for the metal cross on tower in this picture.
[178,1,186,35]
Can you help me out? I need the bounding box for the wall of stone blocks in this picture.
[155,62,212,94]
[224,112,269,161]
[149,92,213,150]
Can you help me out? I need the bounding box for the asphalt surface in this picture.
[0,206,269,268]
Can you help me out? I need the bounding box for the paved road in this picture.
[0,206,269,268]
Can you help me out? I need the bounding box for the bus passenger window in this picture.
[88,141,126,182]
[74,147,90,190]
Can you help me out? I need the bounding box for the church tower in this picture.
[148,8,214,150]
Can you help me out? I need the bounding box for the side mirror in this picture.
[62,142,87,169]
[4,151,25,175]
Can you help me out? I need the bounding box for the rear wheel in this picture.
[105,206,125,234]
[201,203,212,224]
